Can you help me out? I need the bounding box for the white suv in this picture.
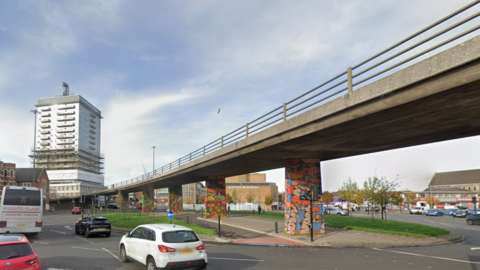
[119,224,208,270]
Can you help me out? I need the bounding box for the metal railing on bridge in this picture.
[113,1,480,188]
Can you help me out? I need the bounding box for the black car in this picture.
[75,216,111,238]
[467,214,480,225]
[452,209,473,218]
[107,203,119,209]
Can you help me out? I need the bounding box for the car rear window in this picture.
[162,230,199,243]
[0,243,34,260]
[93,218,108,223]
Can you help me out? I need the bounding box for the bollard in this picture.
[186,214,189,224]
[275,220,278,233]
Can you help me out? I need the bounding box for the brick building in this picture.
[0,160,16,196]
[226,173,279,206]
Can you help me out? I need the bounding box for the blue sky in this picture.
[0,0,478,193]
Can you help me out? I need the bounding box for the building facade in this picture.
[0,160,16,196]
[226,173,279,207]
[31,86,106,198]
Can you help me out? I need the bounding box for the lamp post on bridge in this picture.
[152,146,156,175]
[30,109,38,186]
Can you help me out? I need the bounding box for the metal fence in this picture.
[113,1,480,188]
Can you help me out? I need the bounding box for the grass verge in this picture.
[231,211,449,237]
[97,213,216,235]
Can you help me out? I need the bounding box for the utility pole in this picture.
[152,146,156,175]
[30,109,38,187]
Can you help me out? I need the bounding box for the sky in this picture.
[0,0,479,193]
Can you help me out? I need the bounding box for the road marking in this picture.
[33,241,49,244]
[72,246,105,251]
[47,268,72,270]
[50,229,66,234]
[103,247,121,262]
[64,226,73,230]
[373,248,480,265]
[471,247,480,250]
[75,236,94,244]
[208,257,263,262]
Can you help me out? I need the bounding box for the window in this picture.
[162,230,199,243]
[0,243,34,260]
[22,183,32,187]
[3,189,41,206]
[130,227,144,239]
[10,170,14,177]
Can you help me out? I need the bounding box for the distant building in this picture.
[0,160,16,196]
[15,168,51,209]
[404,169,480,209]
[30,84,106,198]
[226,173,279,206]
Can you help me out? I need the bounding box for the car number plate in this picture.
[180,249,193,254]
[17,224,26,227]
[98,228,106,231]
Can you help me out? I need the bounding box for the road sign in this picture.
[167,211,174,219]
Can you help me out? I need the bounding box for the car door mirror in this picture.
[125,232,131,237]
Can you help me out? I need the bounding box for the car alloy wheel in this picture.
[84,228,90,238]
[120,245,129,263]
[147,257,156,270]
[467,220,474,225]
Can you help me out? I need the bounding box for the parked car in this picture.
[119,224,208,270]
[466,214,480,225]
[107,203,119,209]
[0,234,41,269]
[75,216,111,238]
[425,209,444,216]
[442,209,456,216]
[72,207,83,214]
[452,209,473,218]
[409,207,425,214]
[324,207,349,216]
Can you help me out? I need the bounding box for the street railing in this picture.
[113,1,480,188]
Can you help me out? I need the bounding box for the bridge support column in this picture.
[142,187,155,214]
[204,176,226,218]
[285,158,324,235]
[116,191,129,211]
[168,185,183,214]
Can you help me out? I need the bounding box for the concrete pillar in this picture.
[168,185,183,214]
[205,176,227,218]
[142,187,155,213]
[285,158,325,235]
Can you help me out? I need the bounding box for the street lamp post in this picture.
[152,146,156,175]
[30,109,38,186]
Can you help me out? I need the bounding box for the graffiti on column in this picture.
[285,158,325,235]
[168,185,183,213]
[205,176,226,218]
[142,187,155,213]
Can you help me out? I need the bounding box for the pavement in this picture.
[112,211,464,248]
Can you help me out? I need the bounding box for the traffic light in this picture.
[80,194,85,203]
[312,185,321,201]
[301,192,311,201]
[473,196,477,203]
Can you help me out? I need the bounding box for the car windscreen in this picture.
[162,230,199,243]
[3,189,41,206]
[0,243,34,260]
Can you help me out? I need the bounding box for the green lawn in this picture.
[231,211,449,237]
[98,213,216,235]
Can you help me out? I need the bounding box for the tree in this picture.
[264,194,274,209]
[226,193,233,203]
[404,192,417,209]
[362,175,399,220]
[232,188,239,203]
[321,191,334,205]
[246,192,254,203]
[338,178,359,204]
[185,197,193,204]
[426,196,440,208]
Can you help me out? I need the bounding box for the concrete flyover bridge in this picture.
[94,2,480,235]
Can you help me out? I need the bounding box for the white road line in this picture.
[208,257,263,262]
[33,241,49,244]
[372,248,480,265]
[47,268,73,270]
[103,247,121,262]
[75,236,94,244]
[72,246,105,251]
[64,226,73,230]
[471,247,480,250]
[50,229,66,235]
